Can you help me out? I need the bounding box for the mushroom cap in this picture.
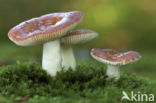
[61,29,98,44]
[91,48,141,66]
[8,11,83,46]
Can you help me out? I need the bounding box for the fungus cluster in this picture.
[8,11,98,76]
[8,11,141,81]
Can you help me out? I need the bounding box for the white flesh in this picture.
[42,40,62,76]
[61,45,76,71]
[106,65,120,80]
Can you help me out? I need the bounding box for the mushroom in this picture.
[91,48,141,80]
[8,11,83,76]
[60,29,98,70]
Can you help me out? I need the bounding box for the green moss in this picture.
[0,61,155,103]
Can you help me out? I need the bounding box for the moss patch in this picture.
[0,61,155,103]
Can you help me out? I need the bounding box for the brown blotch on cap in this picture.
[91,48,141,65]
[8,11,83,46]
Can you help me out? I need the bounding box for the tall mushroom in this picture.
[8,11,83,76]
[91,48,141,80]
[61,29,98,70]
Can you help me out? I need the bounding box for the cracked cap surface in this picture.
[91,48,141,66]
[8,11,83,46]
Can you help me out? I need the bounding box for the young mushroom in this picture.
[8,11,83,76]
[91,48,141,80]
[61,29,98,71]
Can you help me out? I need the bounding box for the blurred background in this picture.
[0,0,156,80]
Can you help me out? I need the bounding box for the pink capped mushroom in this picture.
[8,11,83,76]
[61,29,98,71]
[91,48,141,80]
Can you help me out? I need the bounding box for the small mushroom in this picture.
[8,11,83,76]
[91,48,141,80]
[61,29,98,70]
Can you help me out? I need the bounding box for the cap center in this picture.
[19,17,63,36]
[105,51,120,59]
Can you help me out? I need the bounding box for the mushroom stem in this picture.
[42,40,62,76]
[106,65,120,80]
[61,45,76,71]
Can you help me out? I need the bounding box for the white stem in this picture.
[42,40,62,76]
[106,65,120,80]
[61,45,76,71]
